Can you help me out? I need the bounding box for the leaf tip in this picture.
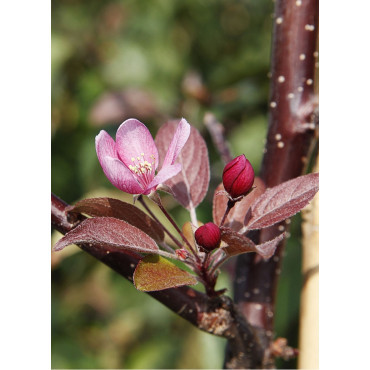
[53,239,66,252]
[255,232,286,260]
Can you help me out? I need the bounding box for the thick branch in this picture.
[51,192,265,368]
[230,0,319,367]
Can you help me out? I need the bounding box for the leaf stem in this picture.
[189,206,198,227]
[155,249,181,260]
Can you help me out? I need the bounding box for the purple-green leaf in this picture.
[53,217,159,257]
[155,120,210,209]
[246,172,319,230]
[66,197,164,243]
[133,255,198,291]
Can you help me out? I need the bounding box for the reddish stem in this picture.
[156,198,201,263]
[219,199,235,227]
[138,195,183,250]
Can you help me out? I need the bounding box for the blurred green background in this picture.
[51,0,302,368]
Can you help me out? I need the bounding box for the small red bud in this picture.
[194,222,221,251]
[222,154,254,198]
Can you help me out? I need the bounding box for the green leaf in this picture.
[133,255,197,292]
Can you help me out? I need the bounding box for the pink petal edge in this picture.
[162,118,191,167]
[95,131,144,194]
[96,130,118,160]
[147,163,182,190]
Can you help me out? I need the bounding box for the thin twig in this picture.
[204,112,233,164]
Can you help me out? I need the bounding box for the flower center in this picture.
[128,153,156,187]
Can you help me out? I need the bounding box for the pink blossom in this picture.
[96,118,190,195]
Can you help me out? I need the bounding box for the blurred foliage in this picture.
[52,0,302,368]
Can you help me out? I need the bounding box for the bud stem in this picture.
[220,199,236,227]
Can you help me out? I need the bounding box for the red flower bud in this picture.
[222,154,254,198]
[194,222,221,251]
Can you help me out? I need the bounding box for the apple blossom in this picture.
[96,118,190,195]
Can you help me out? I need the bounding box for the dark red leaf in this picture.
[220,227,256,257]
[133,255,198,291]
[220,227,284,260]
[155,120,210,209]
[255,233,286,259]
[213,177,266,231]
[66,197,164,243]
[53,217,159,257]
[246,173,319,230]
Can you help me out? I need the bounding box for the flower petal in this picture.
[96,130,118,160]
[162,118,190,167]
[96,131,144,194]
[116,118,159,170]
[101,157,144,194]
[147,163,182,190]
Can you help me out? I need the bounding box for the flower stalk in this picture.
[155,197,201,263]
[137,195,183,250]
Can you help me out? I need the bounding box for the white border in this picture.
[1,1,50,368]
